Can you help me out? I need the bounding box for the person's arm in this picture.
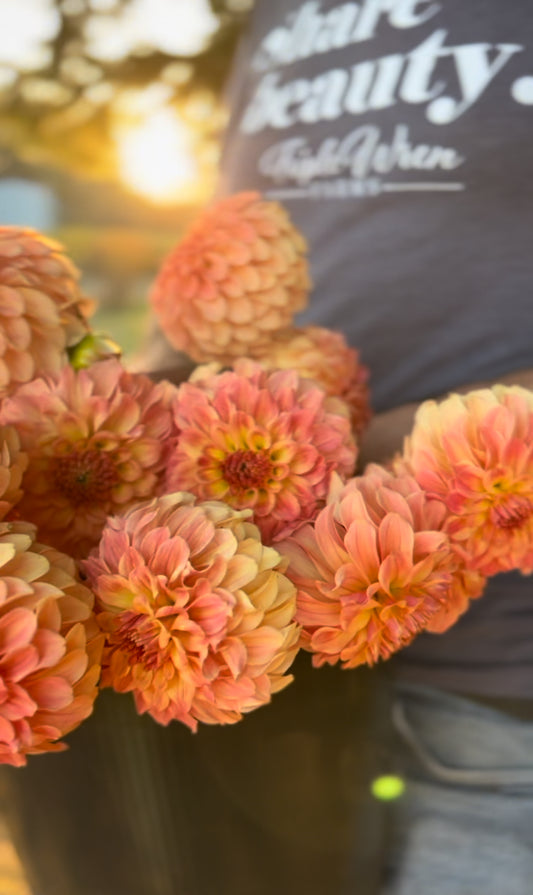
[357,367,533,470]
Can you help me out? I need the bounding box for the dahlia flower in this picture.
[253,326,372,437]
[0,359,179,558]
[279,466,477,669]
[0,227,94,394]
[403,385,533,576]
[0,521,103,766]
[83,492,300,731]
[0,426,28,521]
[166,360,357,543]
[150,191,311,363]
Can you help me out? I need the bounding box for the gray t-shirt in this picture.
[219,0,533,698]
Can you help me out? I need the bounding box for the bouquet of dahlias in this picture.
[0,198,372,764]
[3,192,532,766]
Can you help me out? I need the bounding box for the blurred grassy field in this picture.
[91,299,152,361]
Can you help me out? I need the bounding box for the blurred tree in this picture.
[0,0,253,191]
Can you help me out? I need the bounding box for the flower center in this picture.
[53,449,117,505]
[222,449,271,491]
[490,493,532,530]
[114,612,164,671]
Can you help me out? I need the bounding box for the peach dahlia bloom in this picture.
[150,191,311,363]
[0,426,28,521]
[0,521,103,766]
[0,227,94,394]
[279,466,475,669]
[83,492,300,731]
[0,359,178,558]
[404,385,533,576]
[253,326,372,437]
[166,360,357,543]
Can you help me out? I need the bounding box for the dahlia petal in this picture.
[378,514,415,561]
[0,608,37,653]
[4,349,34,382]
[4,645,40,681]
[1,685,37,721]
[200,297,227,323]
[312,508,349,571]
[296,591,339,627]
[32,628,67,669]
[27,677,73,711]
[218,637,247,677]
[4,315,32,350]
[344,519,380,579]
[0,542,17,569]
[0,715,16,744]
[51,647,89,685]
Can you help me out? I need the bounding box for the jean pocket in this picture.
[392,697,533,790]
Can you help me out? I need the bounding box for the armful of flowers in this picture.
[0,194,531,766]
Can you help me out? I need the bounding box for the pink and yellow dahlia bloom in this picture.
[403,385,533,576]
[0,426,28,521]
[0,227,94,394]
[0,521,103,766]
[150,191,311,363]
[83,492,300,731]
[0,359,179,558]
[166,360,357,543]
[254,326,372,437]
[279,465,479,669]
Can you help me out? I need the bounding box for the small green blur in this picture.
[371,775,406,801]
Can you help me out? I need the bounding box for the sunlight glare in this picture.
[85,0,219,62]
[0,0,59,70]
[116,108,198,204]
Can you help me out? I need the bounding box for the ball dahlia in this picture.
[279,466,479,669]
[166,360,357,543]
[0,359,179,558]
[403,385,533,576]
[253,325,372,437]
[83,492,300,732]
[0,521,103,766]
[0,227,94,394]
[150,191,311,363]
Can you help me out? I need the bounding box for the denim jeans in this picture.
[382,683,533,895]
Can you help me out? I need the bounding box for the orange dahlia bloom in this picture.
[166,360,357,543]
[0,227,94,394]
[279,465,470,669]
[150,191,311,363]
[0,359,179,559]
[0,521,103,766]
[83,492,300,731]
[404,385,533,576]
[0,426,28,521]
[253,325,372,437]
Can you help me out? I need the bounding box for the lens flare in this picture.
[116,108,197,203]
